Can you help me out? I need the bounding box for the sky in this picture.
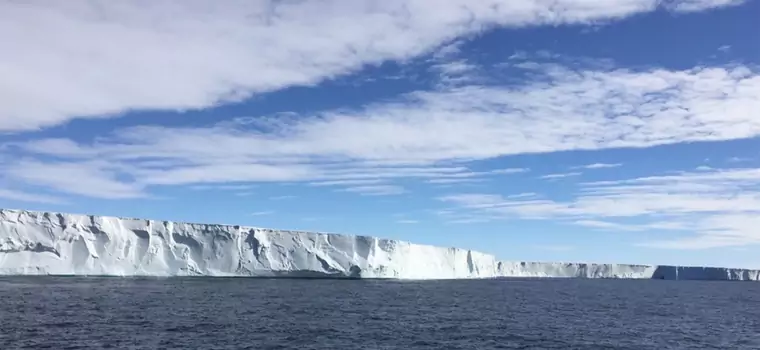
[1,0,759,268]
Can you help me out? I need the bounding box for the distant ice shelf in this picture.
[0,209,758,281]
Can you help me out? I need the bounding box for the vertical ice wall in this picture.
[1,209,758,280]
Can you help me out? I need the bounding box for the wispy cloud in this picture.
[11,60,759,199]
[269,195,296,200]
[4,160,145,199]
[0,0,744,132]
[728,157,751,163]
[508,192,537,199]
[573,220,640,231]
[0,189,67,205]
[426,168,528,184]
[540,172,582,179]
[431,59,481,86]
[491,168,530,174]
[2,0,758,202]
[340,185,406,196]
[426,178,485,184]
[309,179,385,187]
[235,191,257,197]
[190,184,257,191]
[250,211,274,216]
[396,219,420,224]
[573,163,622,169]
[666,0,746,12]
[440,166,760,249]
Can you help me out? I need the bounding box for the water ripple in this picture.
[0,278,758,349]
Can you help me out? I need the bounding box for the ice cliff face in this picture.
[1,209,758,281]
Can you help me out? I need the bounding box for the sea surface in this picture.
[0,277,758,349]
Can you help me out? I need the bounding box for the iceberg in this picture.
[1,209,758,281]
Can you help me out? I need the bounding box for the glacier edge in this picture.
[1,209,758,281]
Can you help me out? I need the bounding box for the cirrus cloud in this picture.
[439,166,760,249]
[8,62,759,197]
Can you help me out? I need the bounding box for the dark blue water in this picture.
[1,277,758,349]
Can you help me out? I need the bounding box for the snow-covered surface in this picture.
[1,209,758,280]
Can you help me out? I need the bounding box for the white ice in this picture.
[1,209,758,281]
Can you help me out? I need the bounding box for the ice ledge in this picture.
[1,208,758,281]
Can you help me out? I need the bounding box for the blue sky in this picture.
[1,0,759,268]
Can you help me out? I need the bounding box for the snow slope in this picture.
[1,209,758,280]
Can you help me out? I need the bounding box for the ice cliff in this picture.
[1,209,758,281]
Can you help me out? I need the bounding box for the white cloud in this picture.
[396,219,420,224]
[428,48,485,88]
[11,61,759,198]
[574,163,622,169]
[0,0,745,131]
[573,220,640,231]
[425,168,528,184]
[508,192,537,199]
[250,211,274,216]
[340,185,406,196]
[728,156,751,163]
[269,195,296,200]
[190,184,257,191]
[3,160,145,199]
[427,178,485,184]
[433,61,477,76]
[309,179,385,187]
[235,191,257,197]
[440,167,760,249]
[540,172,582,179]
[0,189,67,205]
[667,0,745,12]
[491,168,530,174]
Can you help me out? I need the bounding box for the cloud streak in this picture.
[0,0,746,131]
[574,163,622,169]
[440,167,760,249]
[5,160,145,199]
[667,0,746,12]
[0,189,67,205]
[540,172,582,179]
[6,61,760,198]
[340,185,406,196]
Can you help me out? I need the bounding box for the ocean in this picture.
[1,277,758,349]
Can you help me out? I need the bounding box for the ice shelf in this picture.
[1,209,757,281]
